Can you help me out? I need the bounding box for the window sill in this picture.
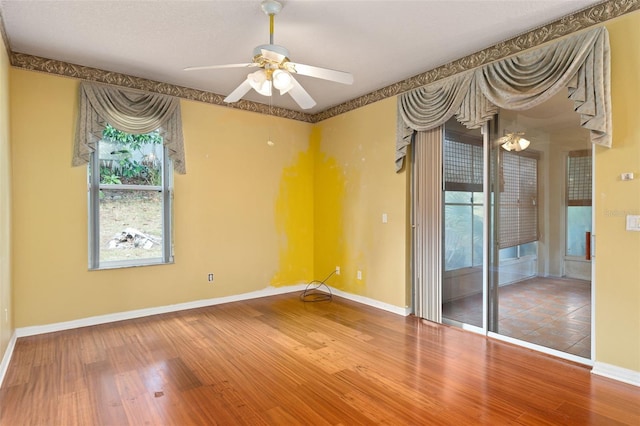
[564,256,591,263]
[89,257,174,271]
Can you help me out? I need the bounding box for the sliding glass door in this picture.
[487,94,593,360]
[436,91,593,361]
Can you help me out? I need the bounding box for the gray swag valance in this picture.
[397,26,611,172]
[73,81,186,174]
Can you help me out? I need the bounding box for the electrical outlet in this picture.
[335,266,340,275]
[357,270,362,280]
[207,273,214,282]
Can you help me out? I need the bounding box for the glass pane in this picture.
[472,205,483,267]
[444,205,472,270]
[567,206,592,256]
[442,118,484,329]
[499,246,517,260]
[99,131,163,186]
[99,189,163,263]
[520,241,538,257]
[490,92,591,359]
[445,191,472,204]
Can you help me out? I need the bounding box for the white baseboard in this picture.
[14,284,410,338]
[329,286,411,316]
[0,331,17,387]
[592,362,640,387]
[3,284,409,388]
[16,284,307,338]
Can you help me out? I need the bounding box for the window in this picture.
[444,191,484,270]
[499,242,538,261]
[443,128,484,271]
[566,150,592,256]
[88,125,173,269]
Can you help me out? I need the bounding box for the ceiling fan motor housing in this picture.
[253,44,289,61]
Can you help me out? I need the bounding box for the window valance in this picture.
[397,26,611,172]
[73,81,186,174]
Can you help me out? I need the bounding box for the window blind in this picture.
[498,152,539,249]
[567,150,592,206]
[444,130,483,192]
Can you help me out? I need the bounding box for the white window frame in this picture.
[88,138,173,270]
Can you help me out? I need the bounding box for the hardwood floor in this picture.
[1,293,639,425]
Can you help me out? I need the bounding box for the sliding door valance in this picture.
[73,82,186,174]
[397,26,611,172]
[399,72,473,130]
[397,72,473,167]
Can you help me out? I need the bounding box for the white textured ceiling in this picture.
[0,0,602,114]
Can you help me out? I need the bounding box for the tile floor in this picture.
[442,277,591,358]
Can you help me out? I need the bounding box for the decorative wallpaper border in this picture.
[10,53,315,123]
[5,0,640,124]
[313,0,640,122]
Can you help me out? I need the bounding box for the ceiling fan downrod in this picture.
[261,0,282,45]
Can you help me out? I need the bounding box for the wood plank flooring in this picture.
[1,293,639,425]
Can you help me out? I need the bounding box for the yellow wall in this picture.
[596,13,640,372]
[0,37,13,359]
[10,69,313,327]
[314,98,408,307]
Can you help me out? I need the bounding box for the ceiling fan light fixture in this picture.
[272,69,294,94]
[517,137,530,151]
[502,136,530,152]
[248,69,272,96]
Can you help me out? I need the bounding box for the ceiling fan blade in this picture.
[224,79,253,103]
[287,62,354,85]
[184,63,257,71]
[287,76,316,110]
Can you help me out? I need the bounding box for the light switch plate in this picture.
[626,215,640,231]
[621,172,634,181]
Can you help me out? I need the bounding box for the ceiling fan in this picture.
[498,131,531,152]
[184,0,354,110]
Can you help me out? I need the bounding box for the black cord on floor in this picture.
[300,270,335,303]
